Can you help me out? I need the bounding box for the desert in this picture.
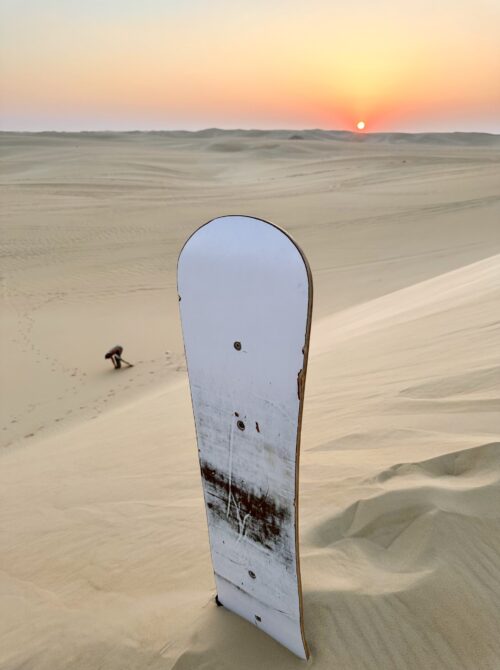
[1,129,500,669]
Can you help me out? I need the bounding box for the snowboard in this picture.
[177,215,312,659]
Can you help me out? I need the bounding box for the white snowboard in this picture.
[177,215,312,659]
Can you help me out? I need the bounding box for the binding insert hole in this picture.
[234,341,242,351]
[237,420,245,431]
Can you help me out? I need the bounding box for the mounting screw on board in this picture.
[248,570,256,579]
[233,341,242,351]
[237,420,245,431]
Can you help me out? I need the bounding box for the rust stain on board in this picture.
[200,460,292,560]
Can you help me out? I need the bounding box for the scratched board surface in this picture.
[178,216,311,659]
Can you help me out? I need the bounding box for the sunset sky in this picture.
[1,0,499,132]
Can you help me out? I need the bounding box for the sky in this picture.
[1,0,499,132]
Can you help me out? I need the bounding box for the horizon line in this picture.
[1,128,499,136]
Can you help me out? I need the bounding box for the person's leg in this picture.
[115,356,122,369]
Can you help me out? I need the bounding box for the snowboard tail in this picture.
[178,215,312,659]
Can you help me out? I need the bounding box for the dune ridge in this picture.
[313,252,500,350]
[2,129,499,147]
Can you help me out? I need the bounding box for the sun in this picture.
[356,120,366,131]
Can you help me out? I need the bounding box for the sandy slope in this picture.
[1,131,500,669]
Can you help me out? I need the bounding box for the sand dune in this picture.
[1,131,500,669]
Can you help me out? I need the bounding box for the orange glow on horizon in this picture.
[0,3,499,131]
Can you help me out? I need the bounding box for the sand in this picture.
[1,130,499,669]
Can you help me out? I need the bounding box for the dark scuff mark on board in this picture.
[200,460,292,562]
